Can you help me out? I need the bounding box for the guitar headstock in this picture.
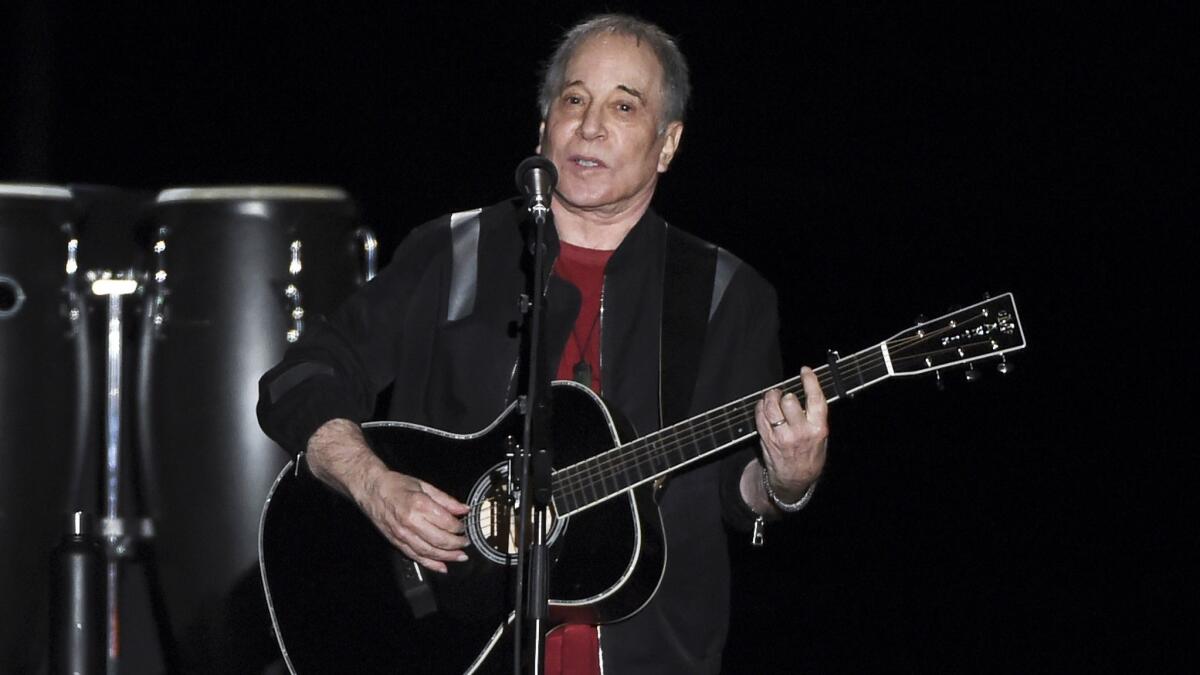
[885,293,1026,377]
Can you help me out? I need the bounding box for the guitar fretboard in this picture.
[550,343,890,516]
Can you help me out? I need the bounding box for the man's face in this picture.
[539,34,683,219]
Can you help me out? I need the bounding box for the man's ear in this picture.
[657,121,684,173]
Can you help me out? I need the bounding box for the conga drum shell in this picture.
[140,186,368,670]
[0,184,87,673]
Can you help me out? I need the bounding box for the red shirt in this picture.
[553,241,612,394]
[546,240,610,674]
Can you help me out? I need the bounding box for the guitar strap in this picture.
[659,224,741,428]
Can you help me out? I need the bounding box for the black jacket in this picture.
[258,198,785,674]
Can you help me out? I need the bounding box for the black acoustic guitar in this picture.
[259,293,1026,674]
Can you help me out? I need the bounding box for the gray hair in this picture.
[537,14,691,132]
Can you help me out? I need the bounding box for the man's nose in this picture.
[577,105,606,140]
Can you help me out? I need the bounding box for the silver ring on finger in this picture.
[769,418,787,428]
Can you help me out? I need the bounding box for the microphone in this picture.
[515,156,557,223]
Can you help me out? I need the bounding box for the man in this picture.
[257,14,827,674]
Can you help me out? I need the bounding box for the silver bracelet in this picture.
[761,463,817,513]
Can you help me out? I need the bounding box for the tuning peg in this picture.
[964,364,981,382]
[935,370,945,391]
[996,354,1012,375]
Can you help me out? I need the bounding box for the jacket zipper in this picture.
[597,276,606,393]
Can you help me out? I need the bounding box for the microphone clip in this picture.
[515,156,558,225]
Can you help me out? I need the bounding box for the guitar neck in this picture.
[551,342,890,516]
[551,291,1026,516]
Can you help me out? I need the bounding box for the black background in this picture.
[3,2,1191,672]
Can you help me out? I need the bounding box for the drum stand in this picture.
[88,270,177,674]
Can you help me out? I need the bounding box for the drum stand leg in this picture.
[90,272,179,674]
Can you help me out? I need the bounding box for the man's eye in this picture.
[617,102,634,113]
[565,95,583,105]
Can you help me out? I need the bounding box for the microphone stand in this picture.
[512,186,556,675]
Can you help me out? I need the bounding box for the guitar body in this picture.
[259,381,665,674]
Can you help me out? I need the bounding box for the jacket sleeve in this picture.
[256,217,449,454]
[689,261,787,533]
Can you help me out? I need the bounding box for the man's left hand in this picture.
[754,366,829,502]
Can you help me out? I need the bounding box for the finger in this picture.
[386,498,468,552]
[414,493,469,535]
[375,522,450,573]
[755,401,785,467]
[760,390,789,428]
[398,543,449,575]
[422,481,470,515]
[411,513,470,552]
[800,366,828,425]
[779,390,807,426]
[762,388,784,417]
[396,523,469,562]
[371,497,466,557]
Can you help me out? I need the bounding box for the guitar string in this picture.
[492,367,815,521]
[469,341,1017,549]
[549,335,939,509]
[460,339,945,528]
[561,332,1009,507]
[549,329,929,502]
[556,325,1007,507]
[457,370,810,529]
[460,311,1009,524]
[550,317,1002,509]
[551,342,951,510]
[552,374,809,510]
[552,367,850,507]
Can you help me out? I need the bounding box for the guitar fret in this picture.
[672,434,687,464]
[627,448,645,482]
[714,421,734,447]
[552,488,573,515]
[850,351,868,390]
[582,474,599,504]
[648,437,667,468]
[646,441,667,475]
[628,451,648,485]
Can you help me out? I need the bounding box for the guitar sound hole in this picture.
[466,462,567,565]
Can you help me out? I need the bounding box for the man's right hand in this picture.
[305,418,470,573]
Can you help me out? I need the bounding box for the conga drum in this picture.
[0,184,91,672]
[136,186,375,672]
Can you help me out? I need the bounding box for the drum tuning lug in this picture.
[353,228,379,284]
[964,364,981,382]
[518,294,532,314]
[935,369,945,391]
[996,355,1011,375]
